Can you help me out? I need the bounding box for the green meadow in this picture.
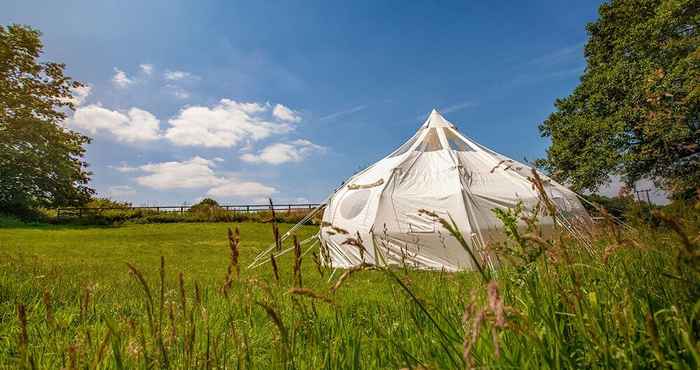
[0,214,698,369]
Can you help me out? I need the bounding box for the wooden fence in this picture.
[56,203,322,218]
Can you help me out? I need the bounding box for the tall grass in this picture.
[1,202,698,368]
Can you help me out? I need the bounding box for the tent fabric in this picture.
[319,109,590,271]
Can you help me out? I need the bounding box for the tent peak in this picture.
[422,109,454,129]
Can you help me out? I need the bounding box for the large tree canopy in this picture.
[0,24,93,210]
[538,0,699,199]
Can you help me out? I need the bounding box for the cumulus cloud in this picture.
[164,70,195,81]
[272,104,301,123]
[111,68,134,88]
[240,139,324,165]
[68,104,160,142]
[109,162,139,173]
[139,64,154,75]
[137,157,221,189]
[164,99,296,148]
[134,156,276,199]
[207,181,276,198]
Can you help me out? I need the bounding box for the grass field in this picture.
[1,213,698,369]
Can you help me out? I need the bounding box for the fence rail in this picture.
[55,203,322,218]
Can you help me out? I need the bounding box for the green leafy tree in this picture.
[0,24,93,211]
[190,198,221,213]
[538,0,699,199]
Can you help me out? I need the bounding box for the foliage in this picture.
[85,198,132,209]
[538,0,700,199]
[50,208,317,226]
[0,24,93,213]
[189,198,220,213]
[1,205,698,368]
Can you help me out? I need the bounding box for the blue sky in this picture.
[4,0,614,205]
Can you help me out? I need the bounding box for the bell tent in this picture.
[316,109,589,271]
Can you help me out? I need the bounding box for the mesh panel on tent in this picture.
[416,128,442,152]
[444,128,475,151]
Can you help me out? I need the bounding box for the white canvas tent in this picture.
[317,109,590,271]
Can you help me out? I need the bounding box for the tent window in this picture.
[415,128,442,152]
[339,189,371,219]
[444,129,474,151]
[390,132,421,157]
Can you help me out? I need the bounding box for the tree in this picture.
[0,24,93,211]
[190,198,221,213]
[538,0,699,199]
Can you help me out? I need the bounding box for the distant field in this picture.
[0,218,697,369]
[0,222,317,286]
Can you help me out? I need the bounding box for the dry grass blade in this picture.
[178,272,187,318]
[342,232,367,262]
[126,262,169,367]
[311,251,324,277]
[330,263,374,294]
[331,226,349,235]
[17,303,28,348]
[270,254,280,282]
[194,281,201,307]
[223,226,241,295]
[269,198,282,251]
[43,289,53,326]
[521,233,550,248]
[91,329,112,369]
[288,287,334,305]
[527,169,556,217]
[293,234,303,288]
[68,345,77,370]
[81,287,91,321]
[255,301,289,355]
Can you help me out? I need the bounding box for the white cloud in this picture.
[105,185,136,198]
[134,156,276,199]
[68,104,160,142]
[164,70,194,81]
[164,99,295,148]
[440,101,477,114]
[61,84,92,107]
[319,105,367,121]
[111,68,134,88]
[240,139,324,165]
[165,84,190,99]
[137,157,221,189]
[109,162,139,173]
[207,181,276,198]
[139,64,154,75]
[529,42,585,66]
[272,104,301,123]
